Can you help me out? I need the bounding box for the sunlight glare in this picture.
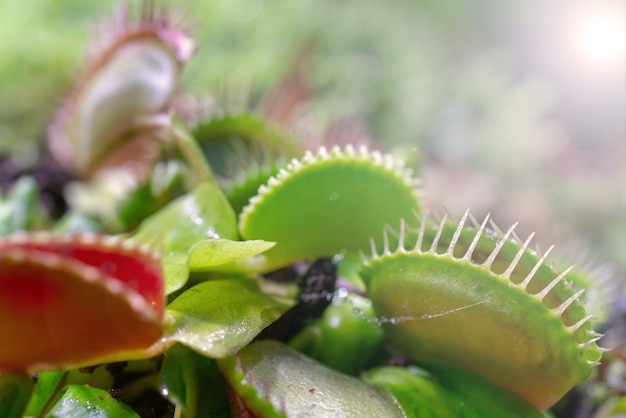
[575,9,625,67]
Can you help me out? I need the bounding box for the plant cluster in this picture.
[0,4,620,418]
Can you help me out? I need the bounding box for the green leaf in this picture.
[116,160,189,230]
[134,182,238,253]
[162,255,191,294]
[161,344,229,418]
[0,372,33,418]
[187,239,275,271]
[362,364,544,418]
[24,371,66,417]
[163,277,291,358]
[133,182,238,294]
[0,176,49,235]
[218,340,404,417]
[46,385,138,418]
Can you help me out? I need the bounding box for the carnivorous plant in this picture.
[0,3,616,417]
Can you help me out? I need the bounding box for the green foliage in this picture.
[0,373,33,418]
[161,344,230,418]
[163,277,292,358]
[0,2,617,417]
[363,364,544,418]
[187,238,275,271]
[46,385,139,418]
[289,292,384,375]
[0,177,49,234]
[132,182,238,294]
[24,371,65,417]
[218,340,405,417]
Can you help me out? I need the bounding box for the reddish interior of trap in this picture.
[5,238,164,316]
[0,259,161,372]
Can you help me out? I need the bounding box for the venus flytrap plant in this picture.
[0,233,164,372]
[359,211,605,410]
[48,4,194,178]
[0,145,607,416]
[239,145,422,272]
[0,3,613,417]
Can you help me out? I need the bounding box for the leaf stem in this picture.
[171,118,218,186]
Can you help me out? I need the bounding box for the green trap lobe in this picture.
[361,245,602,410]
[240,147,420,270]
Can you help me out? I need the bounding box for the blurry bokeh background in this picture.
[0,0,624,281]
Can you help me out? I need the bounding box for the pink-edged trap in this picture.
[0,233,164,372]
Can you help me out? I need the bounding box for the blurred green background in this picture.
[0,0,624,280]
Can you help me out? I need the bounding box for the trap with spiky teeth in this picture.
[359,210,605,410]
[239,145,421,271]
[0,232,164,372]
[48,4,194,177]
